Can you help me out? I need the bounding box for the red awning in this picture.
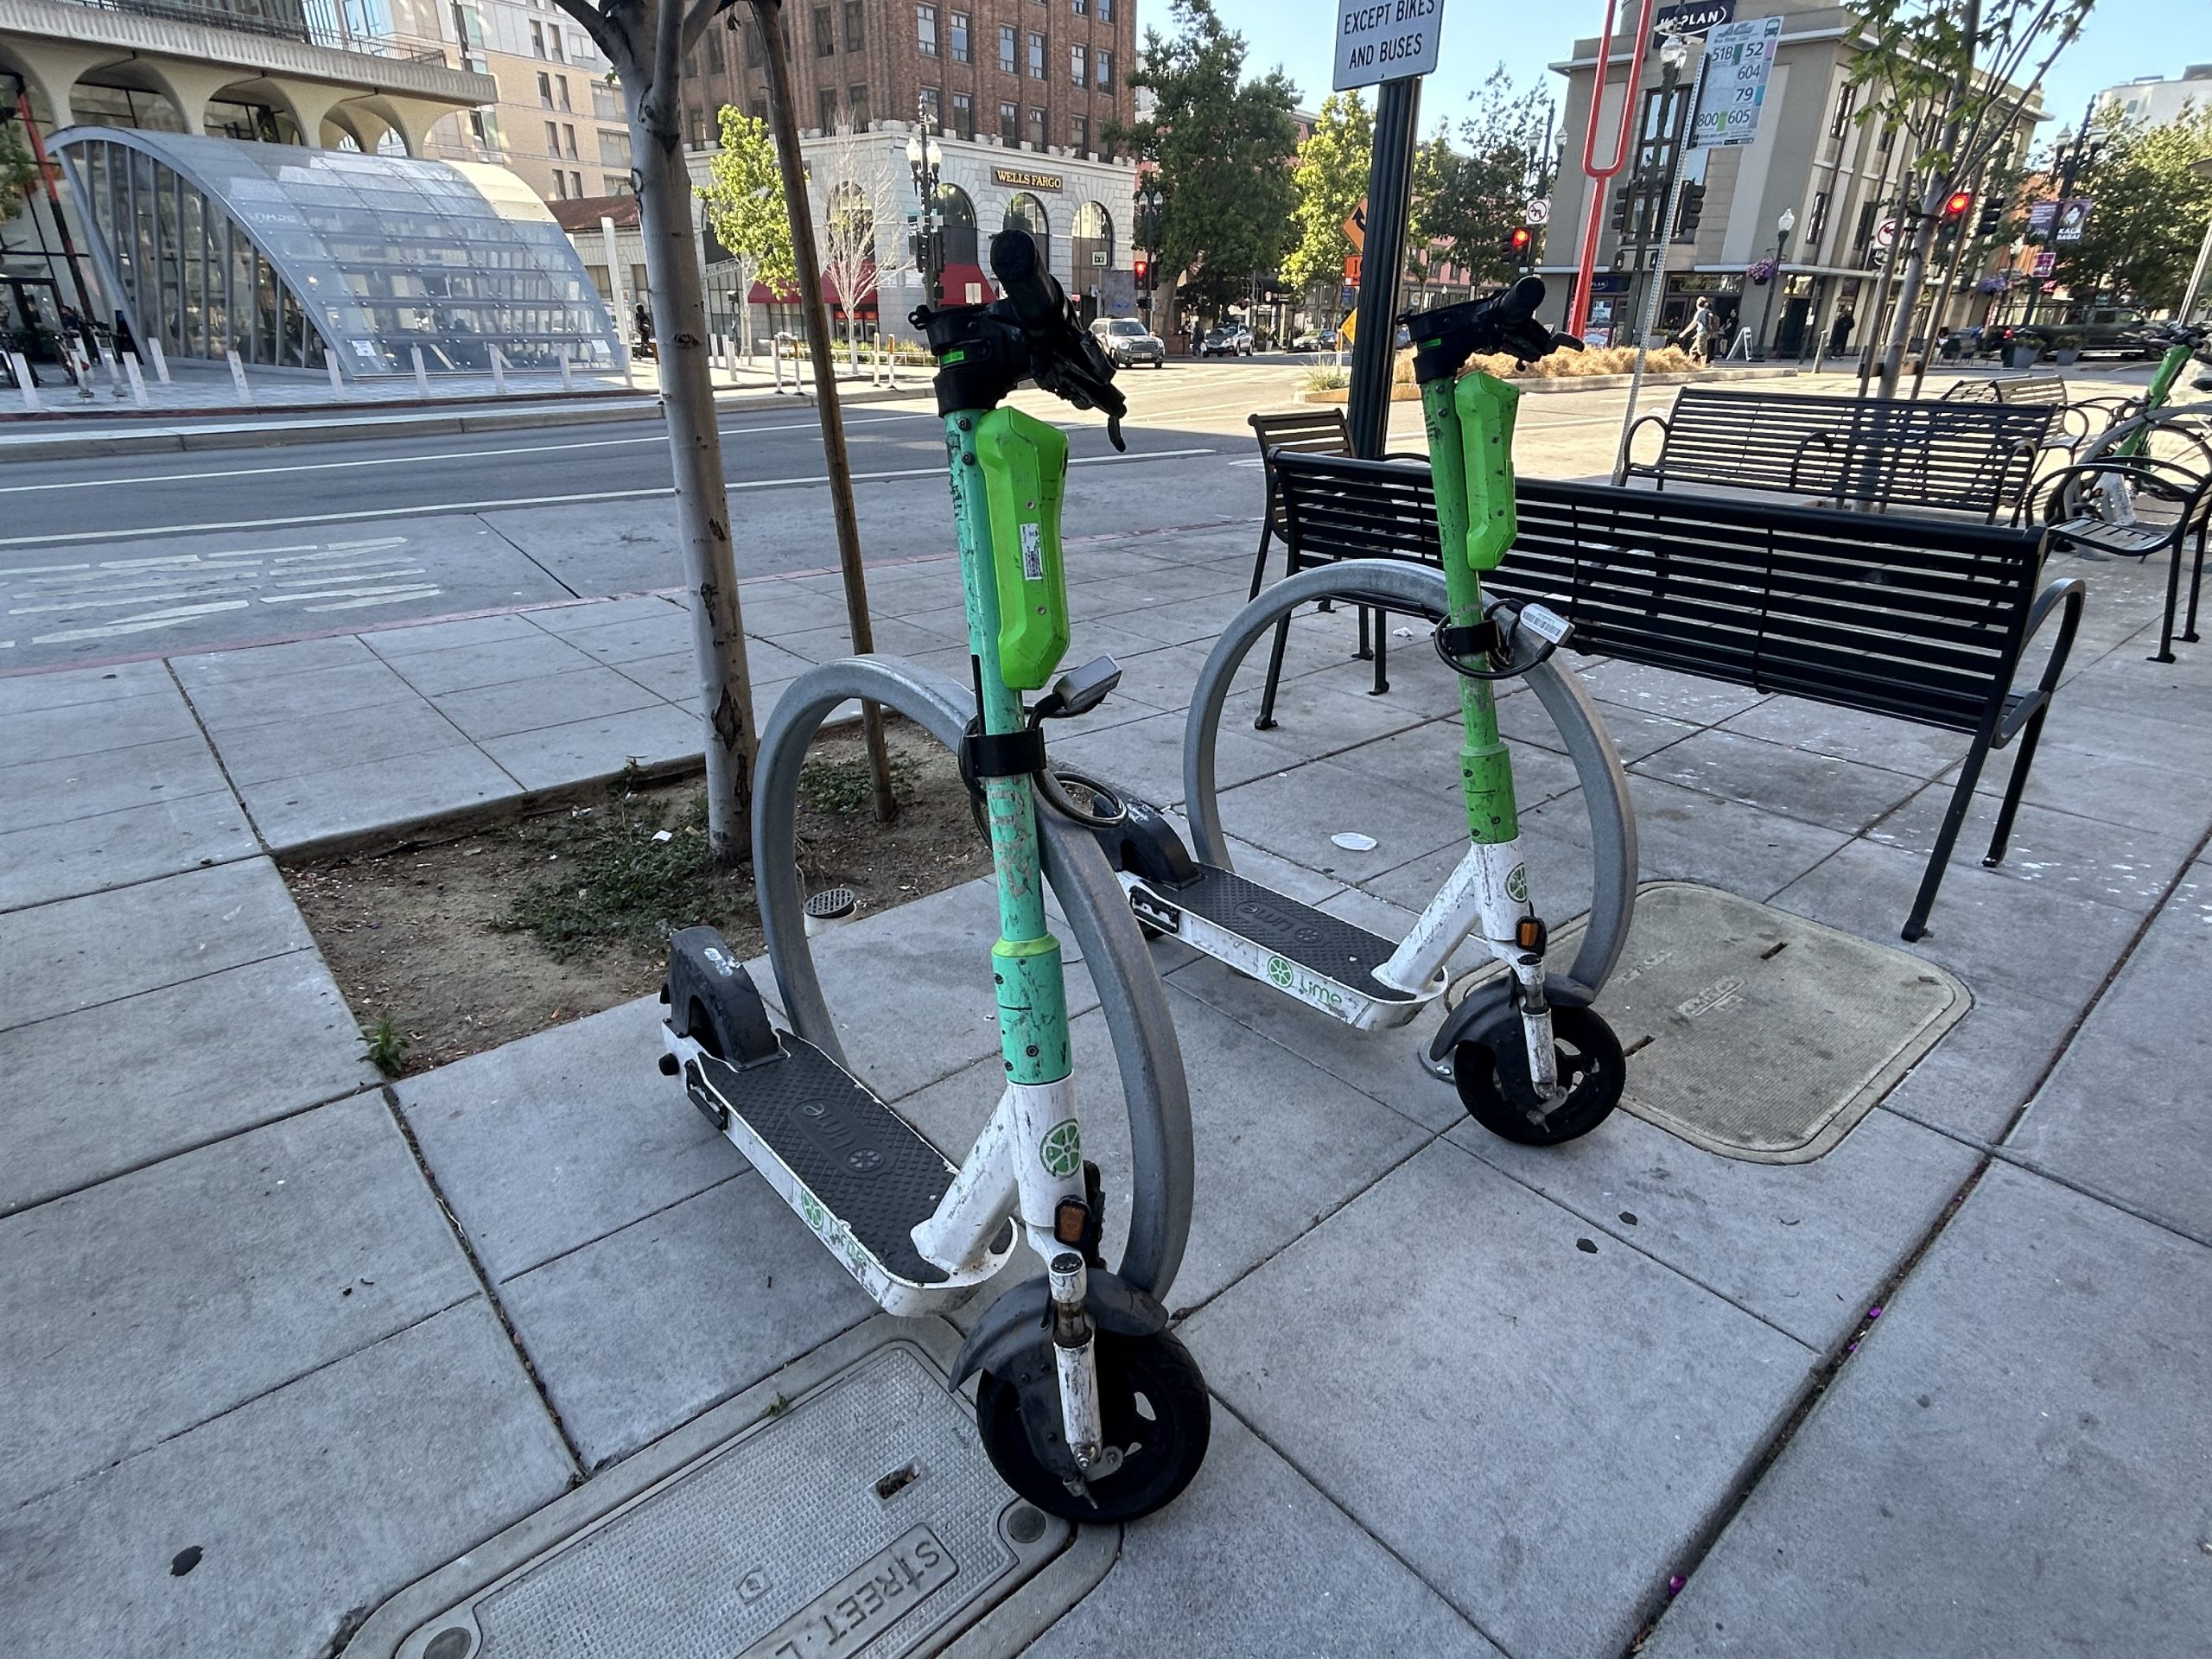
[747,262,879,312]
[937,262,995,306]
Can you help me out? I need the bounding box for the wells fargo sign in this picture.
[991,167,1064,193]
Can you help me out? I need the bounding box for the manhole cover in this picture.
[1458,883,1967,1162]
[346,1323,1105,1659]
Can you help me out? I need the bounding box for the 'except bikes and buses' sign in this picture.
[991,167,1063,193]
[1333,0,1446,92]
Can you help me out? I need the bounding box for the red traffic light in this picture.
[1942,190,1973,219]
[1133,257,1150,284]
[1510,226,1533,253]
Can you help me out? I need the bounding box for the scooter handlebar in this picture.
[985,228,1128,448]
[989,229,1063,332]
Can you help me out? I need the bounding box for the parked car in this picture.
[1090,316,1166,368]
[1287,330,1325,353]
[1200,327,1254,357]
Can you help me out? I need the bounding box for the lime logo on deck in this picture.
[1040,1120,1083,1178]
[1505,864,1529,904]
[1267,956,1294,988]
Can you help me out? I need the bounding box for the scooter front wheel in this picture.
[976,1330,1211,1522]
[1455,1004,1625,1146]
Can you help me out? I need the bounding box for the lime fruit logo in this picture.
[1267,956,1294,988]
[1039,1120,1084,1178]
[1505,863,1529,904]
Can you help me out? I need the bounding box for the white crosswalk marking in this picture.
[0,536,441,649]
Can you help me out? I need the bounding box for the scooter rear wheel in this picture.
[1454,1003,1625,1146]
[976,1330,1211,1522]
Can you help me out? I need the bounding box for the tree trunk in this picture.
[757,0,896,823]
[632,111,760,860]
[1874,182,1943,397]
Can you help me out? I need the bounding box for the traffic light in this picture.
[1675,181,1707,238]
[1611,184,1632,236]
[1506,225,1533,259]
[1942,189,1973,223]
[1975,195,2004,237]
[1133,257,1150,291]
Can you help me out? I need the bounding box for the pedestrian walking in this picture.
[1828,306,1855,356]
[1675,296,1719,365]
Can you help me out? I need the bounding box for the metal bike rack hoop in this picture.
[752,656,1197,1300]
[1181,558,1638,999]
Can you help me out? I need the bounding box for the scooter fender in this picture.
[949,1267,1171,1389]
[1426,971,1599,1069]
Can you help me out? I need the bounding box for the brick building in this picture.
[683,0,1136,162]
[677,0,1143,337]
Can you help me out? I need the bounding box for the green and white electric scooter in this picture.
[1090,277,1637,1145]
[658,232,1210,1522]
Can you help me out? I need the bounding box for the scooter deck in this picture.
[689,1039,959,1289]
[1127,864,1428,1026]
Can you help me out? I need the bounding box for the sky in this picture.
[1205,0,2212,151]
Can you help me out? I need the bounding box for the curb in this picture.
[1296,365,1806,404]
[0,383,913,464]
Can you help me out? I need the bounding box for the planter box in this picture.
[2053,348,2082,366]
[2005,345,2044,369]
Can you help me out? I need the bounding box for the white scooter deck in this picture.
[671,1029,1010,1319]
[1119,865,1445,1032]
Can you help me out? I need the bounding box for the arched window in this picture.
[933,182,979,267]
[1003,192,1049,269]
[1070,201,1112,295]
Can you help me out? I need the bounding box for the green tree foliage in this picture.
[1416,67,1554,290]
[1844,0,2094,392]
[1107,0,1299,315]
[2053,106,2212,308]
[0,115,37,222]
[1282,92,1372,296]
[697,105,797,293]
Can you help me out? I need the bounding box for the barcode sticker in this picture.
[1519,603,1572,645]
[1020,522,1045,582]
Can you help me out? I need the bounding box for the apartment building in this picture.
[1546,0,2043,357]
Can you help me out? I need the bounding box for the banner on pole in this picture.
[1690,15,1783,149]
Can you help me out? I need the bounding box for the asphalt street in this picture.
[0,359,1637,670]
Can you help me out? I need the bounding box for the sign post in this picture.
[1335,0,1445,458]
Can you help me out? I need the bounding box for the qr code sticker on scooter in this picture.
[1020,522,1044,582]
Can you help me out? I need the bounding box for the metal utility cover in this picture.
[1469,883,1968,1162]
[345,1321,1108,1659]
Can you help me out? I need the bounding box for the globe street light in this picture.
[1758,206,1796,357]
[906,105,945,306]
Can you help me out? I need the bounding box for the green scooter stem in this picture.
[945,409,1072,1089]
[1420,372,1520,848]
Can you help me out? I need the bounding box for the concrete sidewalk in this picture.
[2,513,2207,1658]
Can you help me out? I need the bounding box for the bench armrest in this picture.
[2004,574,2086,741]
[1785,429,1839,493]
[1381,450,1430,466]
[1617,413,1672,483]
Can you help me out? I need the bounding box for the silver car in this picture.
[1092,317,1166,368]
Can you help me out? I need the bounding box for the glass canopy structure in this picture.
[54,130,620,378]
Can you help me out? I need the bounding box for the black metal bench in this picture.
[1260,449,2083,941]
[1942,374,2069,406]
[1622,385,2054,520]
[2034,454,2209,663]
[1248,407,1429,696]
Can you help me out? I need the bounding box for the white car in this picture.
[1090,317,1166,368]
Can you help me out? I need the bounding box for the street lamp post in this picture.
[1612,30,1700,483]
[1758,206,1796,359]
[905,105,944,306]
[1133,175,1162,332]
[1628,30,1693,346]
